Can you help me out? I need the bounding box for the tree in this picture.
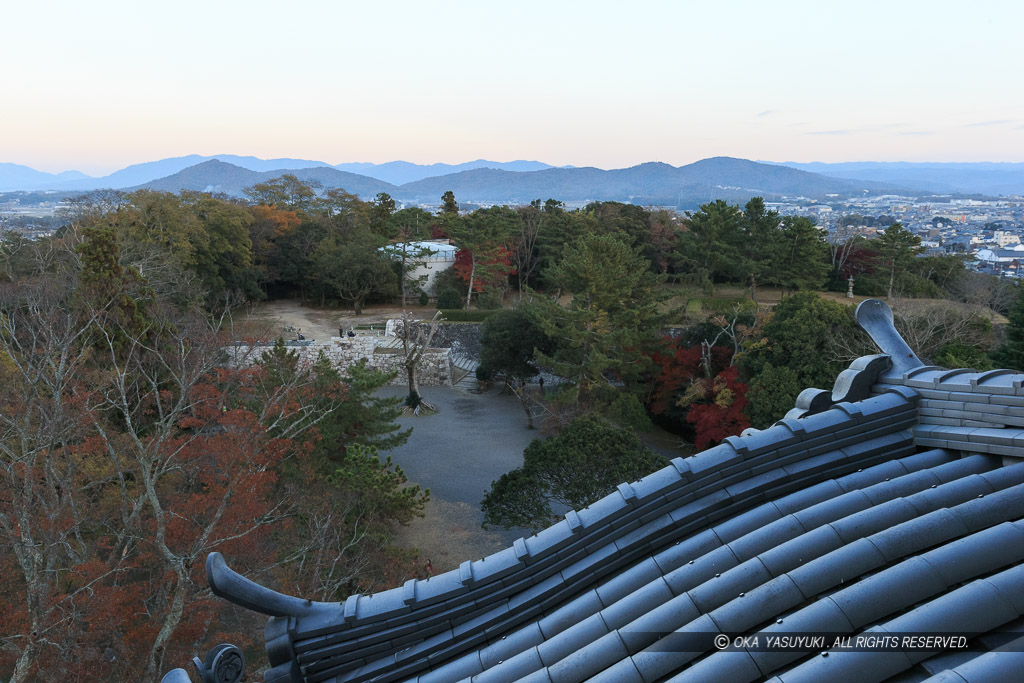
[530,233,672,427]
[311,229,397,312]
[183,192,259,299]
[243,174,322,214]
[386,207,434,242]
[775,215,830,294]
[512,201,543,297]
[735,197,781,301]
[740,292,858,428]
[478,307,554,382]
[398,311,443,413]
[440,190,459,215]
[298,355,412,463]
[381,240,440,307]
[647,309,762,447]
[435,287,462,309]
[247,204,301,291]
[369,192,396,236]
[449,206,518,310]
[0,233,427,681]
[676,200,742,291]
[875,222,922,300]
[480,416,667,530]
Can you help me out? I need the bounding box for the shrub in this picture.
[476,290,503,310]
[436,287,462,310]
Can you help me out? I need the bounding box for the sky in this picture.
[4,0,1024,175]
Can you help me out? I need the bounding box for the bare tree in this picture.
[512,203,542,300]
[949,271,1018,321]
[0,278,104,682]
[398,311,443,414]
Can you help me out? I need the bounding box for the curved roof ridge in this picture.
[632,517,1024,683]
[760,561,1024,683]
[501,476,1024,683]
[419,450,974,682]
[275,406,920,681]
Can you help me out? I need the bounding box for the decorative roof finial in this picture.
[855,299,924,376]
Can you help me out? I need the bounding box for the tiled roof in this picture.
[197,299,1024,683]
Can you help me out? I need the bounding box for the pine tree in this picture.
[993,284,1024,370]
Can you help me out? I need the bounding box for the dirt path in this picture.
[243,300,439,343]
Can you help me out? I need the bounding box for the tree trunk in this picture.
[407,363,420,401]
[9,624,37,683]
[464,258,476,311]
[144,569,189,681]
[518,380,535,429]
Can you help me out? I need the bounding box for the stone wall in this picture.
[423,322,483,361]
[226,337,452,386]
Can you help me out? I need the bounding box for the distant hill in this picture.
[133,160,398,197]
[335,159,558,185]
[6,155,1024,198]
[123,157,912,207]
[55,154,334,192]
[0,156,561,192]
[0,163,89,192]
[774,161,1024,195]
[396,157,903,207]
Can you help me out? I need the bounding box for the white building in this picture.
[994,230,1021,247]
[383,240,458,295]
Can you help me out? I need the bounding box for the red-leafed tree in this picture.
[647,329,751,450]
[680,365,751,450]
[0,227,424,682]
[453,244,514,293]
[448,206,519,309]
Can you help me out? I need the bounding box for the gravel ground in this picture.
[243,300,432,343]
[241,300,689,572]
[379,385,538,570]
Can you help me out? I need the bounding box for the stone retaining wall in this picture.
[227,337,452,386]
[423,322,483,361]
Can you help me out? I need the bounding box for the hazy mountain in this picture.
[0,156,560,192]
[396,157,902,207]
[335,159,558,185]
[773,161,1024,195]
[134,160,398,197]
[0,163,90,192]
[66,154,334,192]
[5,155,1023,198]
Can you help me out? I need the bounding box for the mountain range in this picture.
[773,161,1024,196]
[0,155,559,193]
[125,157,905,208]
[3,155,1023,208]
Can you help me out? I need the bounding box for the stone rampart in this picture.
[226,337,452,386]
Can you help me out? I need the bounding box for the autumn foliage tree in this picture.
[647,337,751,450]
[0,230,424,682]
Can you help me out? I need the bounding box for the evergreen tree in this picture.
[734,197,782,301]
[775,215,831,294]
[481,416,667,530]
[530,233,672,425]
[993,284,1024,371]
[740,292,856,427]
[676,199,742,291]
[876,222,922,299]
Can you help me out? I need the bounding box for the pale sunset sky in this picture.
[4,0,1022,176]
